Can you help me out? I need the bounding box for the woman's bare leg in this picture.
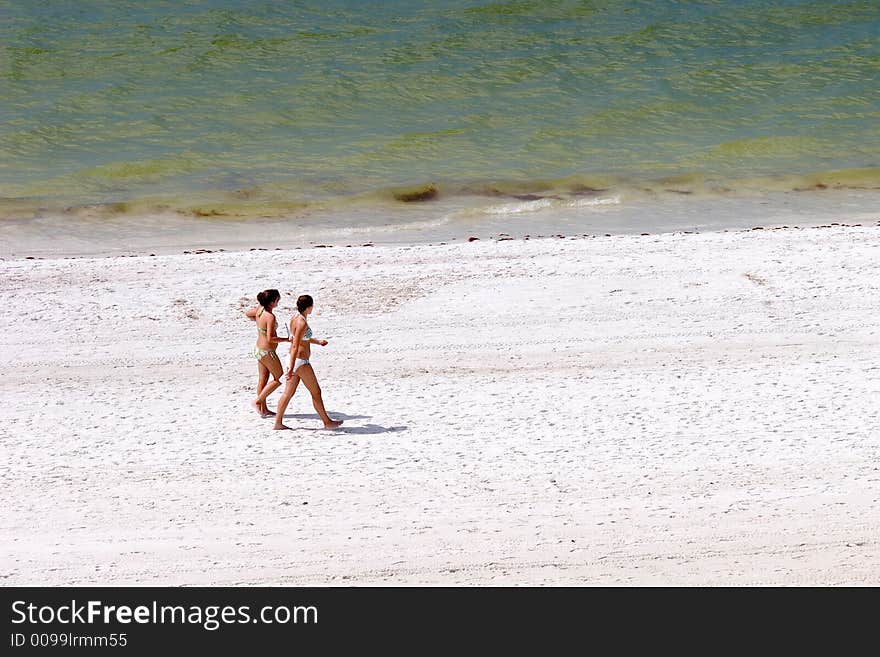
[272,374,301,430]
[295,364,342,429]
[252,354,283,415]
[256,362,274,415]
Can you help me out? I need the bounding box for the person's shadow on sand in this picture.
[335,424,408,435]
[282,412,407,434]
[282,411,370,421]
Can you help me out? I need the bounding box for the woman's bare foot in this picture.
[273,423,292,430]
[322,419,343,429]
[251,400,267,417]
[261,408,276,417]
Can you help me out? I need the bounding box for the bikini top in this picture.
[257,307,268,334]
[296,315,313,342]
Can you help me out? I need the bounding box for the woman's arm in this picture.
[308,338,329,346]
[265,314,290,346]
[245,306,258,321]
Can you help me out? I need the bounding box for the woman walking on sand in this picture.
[274,294,343,430]
[245,289,291,417]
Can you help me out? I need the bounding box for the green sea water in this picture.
[2,0,879,222]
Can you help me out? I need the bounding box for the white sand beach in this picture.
[1,224,879,585]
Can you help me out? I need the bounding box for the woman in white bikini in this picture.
[273,294,343,430]
[245,289,291,417]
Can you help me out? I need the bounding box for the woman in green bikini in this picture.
[245,289,291,417]
[273,294,343,430]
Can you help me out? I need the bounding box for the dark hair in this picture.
[257,289,280,309]
[296,294,314,313]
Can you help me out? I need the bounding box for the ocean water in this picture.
[2,0,879,253]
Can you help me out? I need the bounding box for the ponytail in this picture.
[257,289,280,309]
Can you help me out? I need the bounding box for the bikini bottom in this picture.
[253,346,280,361]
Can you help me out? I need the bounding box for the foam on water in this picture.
[479,195,620,216]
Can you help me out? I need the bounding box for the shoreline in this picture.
[2,187,879,260]
[3,218,877,263]
[2,225,879,585]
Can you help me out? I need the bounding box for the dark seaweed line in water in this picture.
[3,165,880,222]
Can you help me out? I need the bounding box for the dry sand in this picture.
[1,225,879,585]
